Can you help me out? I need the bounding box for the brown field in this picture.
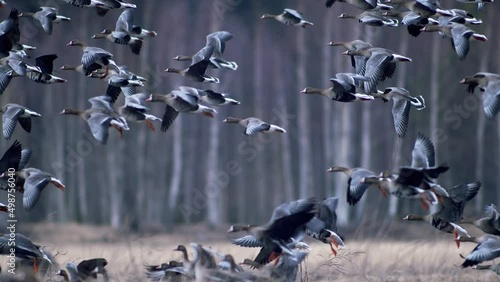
[1,223,499,281]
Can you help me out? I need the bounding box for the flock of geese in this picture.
[0,0,496,281]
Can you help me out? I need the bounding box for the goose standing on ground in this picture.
[0,167,65,211]
[228,197,316,265]
[119,93,162,131]
[0,233,52,272]
[327,166,379,205]
[372,87,426,138]
[222,117,286,135]
[342,47,412,94]
[420,23,487,60]
[67,40,118,75]
[1,103,41,140]
[301,73,374,102]
[60,96,129,144]
[328,40,372,75]
[403,181,481,245]
[457,235,500,267]
[461,204,500,235]
[261,8,314,27]
[19,7,70,35]
[115,8,157,39]
[91,29,143,55]
[460,72,500,119]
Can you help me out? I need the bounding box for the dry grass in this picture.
[1,223,500,281]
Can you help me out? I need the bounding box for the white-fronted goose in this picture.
[228,197,316,265]
[461,204,500,235]
[145,260,184,282]
[0,8,20,54]
[343,48,412,94]
[325,0,379,9]
[460,72,500,119]
[301,73,374,102]
[222,117,286,135]
[327,166,379,205]
[261,9,313,28]
[0,140,29,192]
[382,11,431,37]
[57,258,108,281]
[60,96,129,144]
[179,86,240,106]
[455,0,493,10]
[19,7,70,35]
[338,11,398,27]
[386,0,452,18]
[92,29,143,55]
[59,0,106,8]
[60,63,101,76]
[119,93,162,131]
[174,31,237,71]
[420,23,487,60]
[165,59,219,84]
[372,87,425,138]
[439,9,482,25]
[458,235,500,267]
[115,8,157,39]
[0,233,52,272]
[93,65,144,102]
[94,0,137,17]
[403,181,481,245]
[1,103,41,140]
[146,89,217,132]
[0,51,39,77]
[67,40,117,76]
[328,40,372,74]
[1,167,65,211]
[21,54,67,84]
[233,197,344,255]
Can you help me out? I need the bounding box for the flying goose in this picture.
[386,0,452,19]
[0,141,30,192]
[174,31,237,71]
[301,73,373,102]
[228,197,316,265]
[19,7,70,35]
[455,0,493,10]
[67,40,118,75]
[328,40,372,75]
[115,8,157,39]
[326,0,388,10]
[165,59,219,83]
[0,8,20,54]
[94,0,137,17]
[222,117,286,135]
[420,23,487,60]
[0,103,41,140]
[146,89,217,132]
[60,96,129,144]
[261,8,313,27]
[461,204,500,235]
[372,87,426,138]
[457,235,500,267]
[119,93,162,131]
[460,72,500,119]
[91,29,143,55]
[17,54,67,84]
[327,166,379,205]
[403,181,481,246]
[0,233,52,272]
[343,48,412,94]
[338,11,398,27]
[0,168,65,211]
[178,86,240,106]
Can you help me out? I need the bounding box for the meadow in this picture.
[1,222,499,281]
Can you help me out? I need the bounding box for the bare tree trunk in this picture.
[206,3,224,227]
[388,30,409,217]
[297,1,312,199]
[429,36,441,151]
[167,118,183,227]
[322,8,333,197]
[474,7,493,213]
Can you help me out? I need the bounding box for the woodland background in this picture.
[1,0,499,233]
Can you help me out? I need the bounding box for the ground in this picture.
[0,223,499,281]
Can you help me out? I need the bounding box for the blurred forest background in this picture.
[1,0,499,232]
